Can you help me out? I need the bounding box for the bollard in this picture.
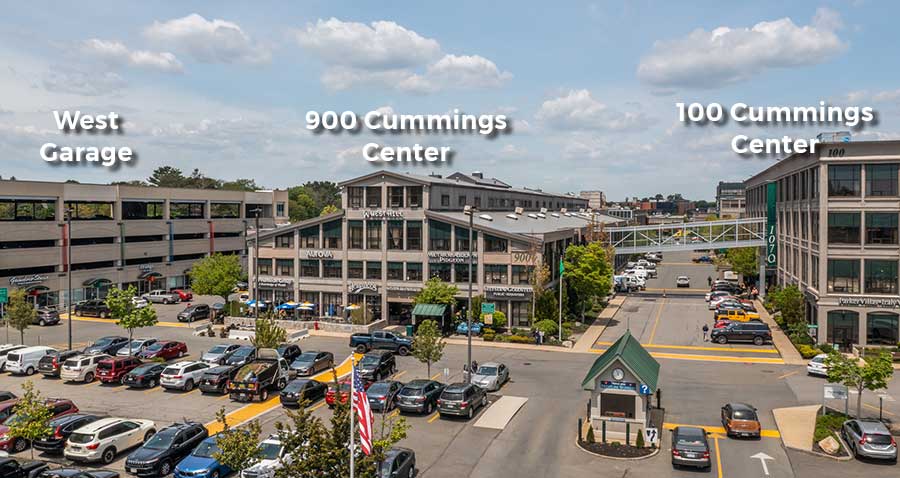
[657,388,662,409]
[578,418,583,441]
[626,422,631,446]
[601,420,607,444]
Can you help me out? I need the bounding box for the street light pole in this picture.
[465,205,475,383]
[66,210,73,351]
[252,208,261,321]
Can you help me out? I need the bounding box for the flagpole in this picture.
[349,358,355,478]
[558,258,563,343]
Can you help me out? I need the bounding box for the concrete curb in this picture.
[784,436,854,461]
[287,329,309,342]
[572,296,626,352]
[574,438,661,461]
[754,300,806,365]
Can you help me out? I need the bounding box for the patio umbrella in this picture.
[299,301,315,308]
[276,303,296,310]
[346,304,361,311]
[297,305,314,311]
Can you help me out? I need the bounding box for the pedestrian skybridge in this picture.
[604,217,766,255]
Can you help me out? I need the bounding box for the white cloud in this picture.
[637,8,846,89]
[536,89,652,131]
[82,39,183,73]
[41,70,127,96]
[500,144,527,156]
[422,54,512,89]
[144,13,270,64]
[294,18,440,69]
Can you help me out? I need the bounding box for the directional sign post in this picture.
[751,452,773,476]
[639,384,652,395]
[643,427,658,446]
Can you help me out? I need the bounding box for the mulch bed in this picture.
[578,440,656,458]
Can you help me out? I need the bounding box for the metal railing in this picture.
[604,217,766,255]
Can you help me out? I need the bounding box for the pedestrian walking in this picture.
[471,360,479,374]
[702,323,709,342]
[707,276,712,287]
[538,330,545,345]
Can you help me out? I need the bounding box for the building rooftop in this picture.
[430,210,622,236]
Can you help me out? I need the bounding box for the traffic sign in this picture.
[643,427,659,445]
[481,303,495,315]
[824,384,848,400]
[0,288,6,304]
[639,384,652,395]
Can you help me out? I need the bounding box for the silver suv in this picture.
[841,419,897,461]
[160,361,211,391]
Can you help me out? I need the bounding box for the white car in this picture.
[60,354,111,383]
[241,436,290,478]
[132,296,149,309]
[0,344,27,372]
[117,338,158,357]
[65,417,157,464]
[4,346,55,375]
[675,276,690,288]
[807,354,829,377]
[708,295,736,310]
[705,290,731,304]
[160,361,211,391]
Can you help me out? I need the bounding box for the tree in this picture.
[825,351,894,418]
[106,286,158,351]
[534,289,558,323]
[288,187,318,222]
[563,242,613,319]
[190,254,243,304]
[212,407,263,472]
[724,247,758,279]
[772,285,804,325]
[252,318,287,348]
[6,289,35,344]
[147,166,187,188]
[412,277,458,308]
[301,181,341,214]
[7,380,53,458]
[529,264,550,326]
[320,204,339,216]
[411,319,445,378]
[221,178,260,191]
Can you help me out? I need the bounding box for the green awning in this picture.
[412,303,447,317]
[581,330,660,393]
[82,278,113,288]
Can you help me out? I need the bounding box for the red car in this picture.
[170,289,193,301]
[0,399,19,425]
[0,398,78,452]
[714,320,732,329]
[325,379,371,407]
[96,356,142,383]
[138,340,188,360]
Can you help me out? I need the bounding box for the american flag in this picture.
[352,363,374,455]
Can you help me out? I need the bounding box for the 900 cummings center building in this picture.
[250,171,623,327]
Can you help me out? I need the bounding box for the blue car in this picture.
[175,435,232,478]
[456,322,483,335]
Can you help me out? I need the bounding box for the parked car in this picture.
[4,346,55,375]
[692,255,713,263]
[0,457,48,478]
[471,362,509,392]
[132,297,150,309]
[34,307,60,326]
[198,365,240,394]
[160,361,211,392]
[396,380,445,414]
[125,421,208,477]
[169,289,193,302]
[0,392,15,402]
[377,447,416,478]
[0,345,27,371]
[61,354,112,383]
[289,351,333,377]
[841,419,897,461]
[714,308,761,322]
[0,400,19,425]
[117,338,158,357]
[671,426,711,469]
[123,363,167,389]
[275,344,302,364]
[710,322,772,345]
[279,378,327,407]
[721,403,761,438]
[177,304,209,323]
[806,354,829,377]
[239,436,288,478]
[223,345,256,367]
[708,295,736,310]
[33,413,100,455]
[325,379,352,408]
[210,303,227,323]
[37,469,119,478]
[38,350,81,377]
[227,349,289,402]
[456,322,483,336]
[366,381,403,413]
[350,331,412,356]
[96,356,143,384]
[705,290,732,303]
[65,417,157,464]
[142,290,180,304]
[675,276,691,288]
[437,382,488,419]
[200,344,240,365]
[358,351,396,382]
[0,398,80,452]
[138,341,188,361]
[74,299,111,318]
[84,336,129,356]
[173,435,232,478]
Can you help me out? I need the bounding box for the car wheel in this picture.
[25,366,34,376]
[148,378,157,388]
[144,430,156,443]
[356,345,367,354]
[13,438,28,453]
[397,346,409,356]
[184,379,194,392]
[84,372,94,383]
[178,351,185,358]
[159,460,172,476]
[39,319,46,326]
[467,407,473,419]
[260,389,269,401]
[277,378,287,390]
[210,471,219,478]
[753,336,764,346]
[101,447,116,464]
[716,336,728,344]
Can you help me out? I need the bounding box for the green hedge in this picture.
[814,413,847,443]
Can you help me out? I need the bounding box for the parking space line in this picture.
[864,403,895,416]
[430,372,441,380]
[777,370,799,380]
[594,341,780,354]
[391,371,407,380]
[309,401,327,412]
[590,349,784,364]
[663,423,781,438]
[713,433,723,478]
[647,298,666,344]
[387,410,399,418]
[143,387,162,394]
[427,412,440,423]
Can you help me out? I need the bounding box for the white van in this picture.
[5,346,56,375]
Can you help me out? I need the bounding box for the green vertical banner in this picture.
[766,182,777,267]
[559,258,565,276]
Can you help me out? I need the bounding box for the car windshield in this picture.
[675,430,706,446]
[68,432,94,444]
[258,442,282,460]
[146,343,164,352]
[144,431,176,450]
[360,355,380,366]
[233,347,253,357]
[284,380,309,392]
[329,382,351,392]
[367,383,390,394]
[811,356,826,364]
[132,364,158,374]
[128,340,145,349]
[208,345,229,354]
[294,353,317,364]
[193,440,221,458]
[399,386,423,396]
[476,366,497,376]
[733,409,757,420]
[93,337,114,346]
[96,362,112,370]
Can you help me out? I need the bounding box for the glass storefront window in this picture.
[484,234,508,253]
[389,187,404,208]
[828,212,860,244]
[429,221,451,251]
[406,262,423,281]
[429,263,451,282]
[323,220,342,249]
[484,264,508,284]
[275,259,294,276]
[348,261,364,279]
[867,312,899,345]
[366,186,382,208]
[510,301,530,327]
[828,165,860,197]
[348,187,364,208]
[864,259,898,294]
[512,265,532,285]
[865,164,898,197]
[827,259,860,293]
[827,310,859,347]
[275,233,293,248]
[366,261,382,280]
[257,259,272,275]
[322,293,342,317]
[455,226,476,251]
[865,212,898,245]
[407,187,422,208]
[454,263,475,283]
[300,226,319,248]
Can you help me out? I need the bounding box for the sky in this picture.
[2,0,900,201]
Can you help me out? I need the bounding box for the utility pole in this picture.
[465,205,475,383]
[66,209,73,351]
[252,208,261,321]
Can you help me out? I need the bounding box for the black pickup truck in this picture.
[350,331,412,356]
[0,458,49,478]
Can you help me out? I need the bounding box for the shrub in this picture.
[636,429,645,448]
[787,321,814,346]
[482,331,495,342]
[534,319,559,337]
[797,344,821,359]
[586,426,595,444]
[507,335,535,344]
[814,413,847,443]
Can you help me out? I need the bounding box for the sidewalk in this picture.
[755,299,806,365]
[571,295,626,352]
[772,404,820,451]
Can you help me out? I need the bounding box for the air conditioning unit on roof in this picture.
[515,207,524,215]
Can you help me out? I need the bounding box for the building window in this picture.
[388,187,404,208]
[484,234,508,253]
[455,226,476,251]
[300,226,319,248]
[865,259,898,294]
[275,233,293,248]
[454,263,475,283]
[867,312,899,345]
[484,264,508,284]
[429,221,451,251]
[348,261,364,279]
[811,212,819,243]
[275,259,294,276]
[387,221,404,250]
[365,186,382,208]
[323,220,342,249]
[387,262,404,280]
[323,260,342,278]
[276,202,286,217]
[170,202,205,219]
[366,220,382,249]
[65,201,114,220]
[257,259,272,276]
[811,255,819,289]
[510,301,530,327]
[827,259,860,293]
[827,310,859,347]
[0,199,56,221]
[348,187,364,208]
[406,262,423,281]
[828,165,861,197]
[429,263,451,282]
[512,265,532,285]
[828,212,860,244]
[301,260,319,278]
[121,201,163,220]
[349,221,364,249]
[441,195,450,207]
[865,212,898,245]
[458,195,467,207]
[210,203,240,218]
[474,196,481,208]
[407,187,422,208]
[866,164,898,197]
[406,221,422,250]
[366,261,382,280]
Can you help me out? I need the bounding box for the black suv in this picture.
[74,300,111,318]
[397,380,445,414]
[710,322,772,345]
[84,336,129,355]
[176,304,210,323]
[38,350,81,377]
[198,365,240,394]
[33,414,100,454]
[358,351,396,382]
[122,363,166,389]
[124,421,208,477]
[437,383,488,419]
[276,344,302,363]
[0,458,48,478]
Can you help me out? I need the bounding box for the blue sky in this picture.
[2,0,899,201]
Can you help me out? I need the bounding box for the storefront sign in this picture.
[766,182,777,267]
[138,264,154,272]
[599,381,636,391]
[305,250,334,259]
[9,275,49,286]
[512,252,536,264]
[349,282,379,293]
[484,286,532,298]
[427,251,476,263]
[386,285,421,293]
[258,278,293,289]
[363,210,404,219]
[837,297,900,309]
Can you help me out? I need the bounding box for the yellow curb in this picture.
[593,342,780,354]
[62,314,189,328]
[590,348,785,364]
[663,422,781,438]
